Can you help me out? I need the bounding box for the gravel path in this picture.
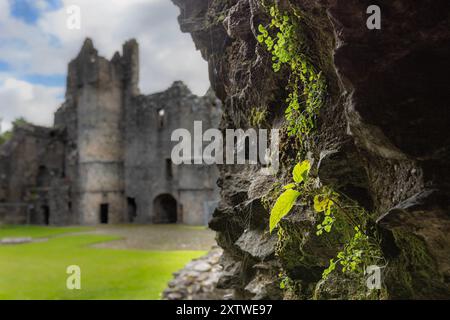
[91,224,216,251]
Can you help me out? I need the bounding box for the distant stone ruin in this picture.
[0,39,221,226]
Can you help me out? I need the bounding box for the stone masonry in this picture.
[0,39,221,226]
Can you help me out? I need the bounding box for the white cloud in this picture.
[0,77,63,132]
[0,0,210,131]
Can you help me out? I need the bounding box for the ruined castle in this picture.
[0,39,221,226]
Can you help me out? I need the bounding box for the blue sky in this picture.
[21,74,65,87]
[10,0,63,24]
[0,0,209,131]
[0,60,11,71]
[2,1,66,89]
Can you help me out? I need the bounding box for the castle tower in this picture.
[65,38,139,224]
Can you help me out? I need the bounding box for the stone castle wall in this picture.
[0,124,65,224]
[125,82,221,224]
[0,39,221,226]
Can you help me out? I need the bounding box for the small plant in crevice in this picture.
[257,4,326,144]
[257,1,384,298]
[269,160,311,233]
[314,192,386,284]
[269,159,385,288]
[249,107,269,128]
[279,271,292,290]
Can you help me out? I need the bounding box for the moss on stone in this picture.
[249,107,269,128]
[384,231,449,299]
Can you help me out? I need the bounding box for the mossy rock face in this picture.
[384,231,450,299]
[277,206,379,299]
[173,0,450,300]
[313,273,387,300]
[278,218,327,282]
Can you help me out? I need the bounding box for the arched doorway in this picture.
[153,194,177,224]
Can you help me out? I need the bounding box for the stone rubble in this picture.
[163,246,233,300]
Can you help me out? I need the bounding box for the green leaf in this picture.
[258,24,265,33]
[314,195,331,213]
[292,160,311,183]
[270,6,276,17]
[325,203,333,215]
[283,183,296,190]
[322,259,336,279]
[270,189,300,232]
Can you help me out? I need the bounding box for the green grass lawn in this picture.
[0,226,205,300]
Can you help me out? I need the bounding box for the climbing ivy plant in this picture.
[270,160,384,283]
[257,5,326,140]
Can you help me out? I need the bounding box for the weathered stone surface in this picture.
[235,229,277,261]
[163,247,233,300]
[172,0,450,299]
[125,80,222,225]
[378,189,450,285]
[244,261,283,300]
[193,262,212,273]
[0,123,66,225]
